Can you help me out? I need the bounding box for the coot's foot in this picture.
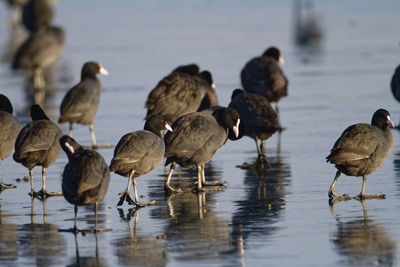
[30,189,62,199]
[328,191,350,200]
[0,182,16,191]
[353,192,386,200]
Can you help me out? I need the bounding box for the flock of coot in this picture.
[1,0,398,233]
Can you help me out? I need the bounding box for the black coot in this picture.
[145,66,218,125]
[171,63,200,75]
[327,109,394,200]
[228,89,280,156]
[110,115,173,206]
[164,107,240,193]
[0,95,21,190]
[60,135,110,232]
[12,24,64,103]
[22,0,53,32]
[391,65,400,126]
[240,47,288,116]
[58,61,108,148]
[13,104,62,198]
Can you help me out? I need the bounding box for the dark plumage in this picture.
[171,63,200,75]
[58,61,108,148]
[293,0,323,46]
[327,109,394,200]
[240,47,288,116]
[110,115,173,206]
[0,95,21,190]
[60,135,110,232]
[390,65,400,124]
[22,0,53,32]
[145,67,218,125]
[164,107,241,192]
[228,89,280,156]
[13,104,62,198]
[12,24,64,104]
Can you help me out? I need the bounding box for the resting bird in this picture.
[12,23,65,104]
[60,135,110,232]
[0,94,21,190]
[164,107,240,193]
[327,109,394,200]
[13,104,62,198]
[228,89,280,156]
[110,115,172,206]
[145,67,218,125]
[240,46,288,117]
[58,61,108,148]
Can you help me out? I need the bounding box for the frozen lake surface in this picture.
[0,1,400,266]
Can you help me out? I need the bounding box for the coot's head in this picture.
[371,109,394,129]
[231,89,244,100]
[60,135,82,159]
[0,94,13,114]
[81,61,108,79]
[144,114,173,137]
[31,104,49,121]
[262,46,285,64]
[212,107,241,140]
[172,64,200,75]
[199,70,215,89]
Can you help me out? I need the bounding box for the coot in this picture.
[0,95,21,190]
[228,89,280,156]
[145,68,218,125]
[327,109,394,200]
[13,104,62,198]
[164,107,240,192]
[391,65,400,127]
[12,24,65,103]
[240,47,288,116]
[22,0,53,32]
[58,61,108,148]
[60,135,110,232]
[110,115,172,206]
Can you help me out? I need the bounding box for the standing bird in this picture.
[228,89,280,156]
[327,109,394,200]
[13,104,62,198]
[164,107,240,193]
[240,46,288,118]
[58,61,108,148]
[145,67,218,125]
[60,135,110,232]
[0,95,21,190]
[110,115,173,207]
[12,24,65,104]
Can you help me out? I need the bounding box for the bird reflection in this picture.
[392,151,400,194]
[18,197,67,266]
[229,142,291,257]
[113,208,167,267]
[0,203,18,262]
[329,200,397,266]
[149,189,230,263]
[66,233,107,267]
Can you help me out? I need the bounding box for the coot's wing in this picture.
[327,124,381,164]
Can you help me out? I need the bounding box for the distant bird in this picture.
[60,135,110,232]
[327,109,394,200]
[0,94,21,190]
[110,115,173,206]
[12,24,65,104]
[293,0,323,46]
[22,0,54,33]
[228,89,280,156]
[13,104,62,198]
[390,64,400,126]
[164,107,240,193]
[58,61,108,148]
[240,46,288,118]
[145,66,218,125]
[4,0,29,29]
